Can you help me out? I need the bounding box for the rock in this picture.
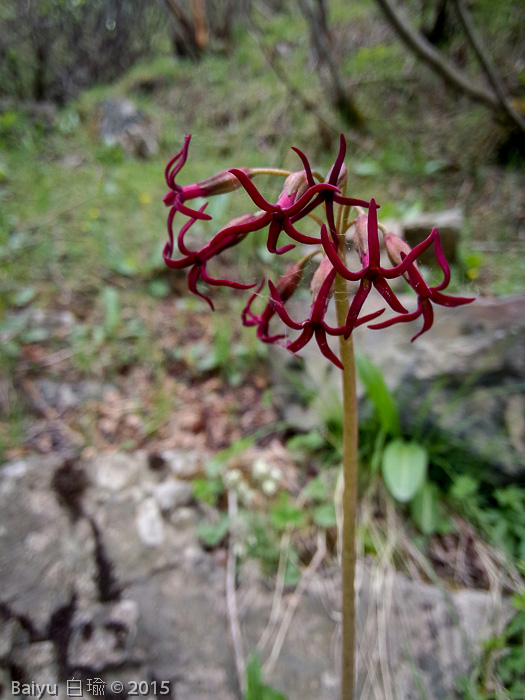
[68,600,141,672]
[98,99,158,159]
[154,478,194,512]
[0,453,513,699]
[403,209,463,264]
[274,294,525,480]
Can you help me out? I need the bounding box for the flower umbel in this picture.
[162,134,474,368]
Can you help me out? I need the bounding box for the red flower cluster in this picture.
[163,134,474,368]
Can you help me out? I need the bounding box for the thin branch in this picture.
[263,532,326,678]
[374,0,499,109]
[226,490,246,696]
[453,0,525,132]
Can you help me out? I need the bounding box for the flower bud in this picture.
[276,259,306,302]
[353,214,369,266]
[310,256,335,301]
[384,232,413,267]
[279,171,310,206]
[199,167,254,196]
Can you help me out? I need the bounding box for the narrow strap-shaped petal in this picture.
[200,266,257,290]
[165,134,191,187]
[176,197,212,221]
[382,230,437,278]
[206,213,270,257]
[286,327,314,353]
[241,278,266,327]
[353,307,385,328]
[327,134,347,185]
[432,228,452,290]
[267,220,295,255]
[344,280,372,338]
[177,204,208,256]
[333,194,370,208]
[368,307,422,331]
[268,281,304,330]
[283,220,320,246]
[315,329,344,369]
[321,224,364,281]
[367,198,381,267]
[311,268,337,324]
[229,169,274,211]
[411,300,434,341]
[429,290,475,307]
[291,146,316,187]
[187,265,214,310]
[163,243,194,270]
[285,182,340,216]
[373,277,408,313]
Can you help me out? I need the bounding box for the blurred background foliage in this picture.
[1,2,524,695]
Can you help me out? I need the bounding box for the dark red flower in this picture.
[242,260,307,343]
[163,206,257,310]
[163,134,253,221]
[267,258,384,369]
[320,199,437,337]
[368,230,475,340]
[291,134,369,244]
[228,168,340,255]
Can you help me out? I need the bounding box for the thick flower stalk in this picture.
[161,133,474,700]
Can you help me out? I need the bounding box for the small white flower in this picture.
[252,459,270,481]
[269,466,282,482]
[262,479,278,496]
[223,468,242,488]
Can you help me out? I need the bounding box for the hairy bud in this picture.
[310,256,335,301]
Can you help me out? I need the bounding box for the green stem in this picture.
[334,233,358,700]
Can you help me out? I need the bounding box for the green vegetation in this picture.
[0,2,523,696]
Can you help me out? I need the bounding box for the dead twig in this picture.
[226,489,246,696]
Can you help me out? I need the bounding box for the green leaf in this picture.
[287,430,326,453]
[450,475,478,501]
[303,476,326,502]
[313,503,337,528]
[102,286,120,335]
[382,439,428,503]
[193,477,224,506]
[147,279,170,298]
[245,654,288,700]
[270,492,306,531]
[355,353,400,436]
[196,513,229,548]
[411,482,440,535]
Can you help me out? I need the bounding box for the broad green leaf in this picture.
[270,492,306,531]
[355,353,400,436]
[313,503,337,528]
[382,439,428,503]
[245,654,288,700]
[102,286,120,335]
[196,514,229,548]
[411,482,440,535]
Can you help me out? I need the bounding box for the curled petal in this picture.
[286,327,314,354]
[187,265,214,311]
[432,228,451,290]
[267,220,296,255]
[200,265,257,291]
[367,198,381,268]
[242,278,266,327]
[368,308,422,332]
[372,277,408,314]
[229,169,273,210]
[430,290,475,307]
[314,329,344,370]
[327,133,347,185]
[344,280,372,338]
[268,281,304,330]
[290,146,316,187]
[321,224,364,281]
[165,134,191,188]
[177,204,208,256]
